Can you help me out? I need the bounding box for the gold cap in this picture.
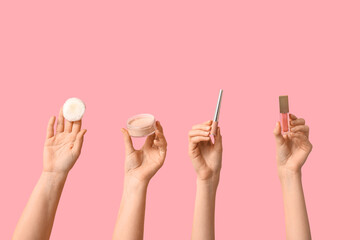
[279,96,289,113]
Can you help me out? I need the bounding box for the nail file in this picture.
[211,89,223,136]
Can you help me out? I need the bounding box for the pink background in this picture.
[1,0,359,239]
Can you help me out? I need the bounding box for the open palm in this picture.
[43,108,87,174]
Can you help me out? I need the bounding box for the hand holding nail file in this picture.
[279,95,289,133]
[211,89,223,136]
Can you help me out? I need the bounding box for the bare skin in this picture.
[13,108,87,240]
[188,120,223,240]
[273,113,312,240]
[112,121,167,240]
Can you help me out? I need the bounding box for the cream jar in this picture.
[126,114,156,137]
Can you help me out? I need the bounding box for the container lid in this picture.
[279,96,289,113]
[127,114,155,130]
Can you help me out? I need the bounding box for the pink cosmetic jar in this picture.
[126,114,156,137]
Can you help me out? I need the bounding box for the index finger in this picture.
[192,120,212,130]
[156,121,164,133]
[289,113,298,120]
[56,108,65,133]
[46,116,56,139]
[154,130,167,150]
[155,130,167,144]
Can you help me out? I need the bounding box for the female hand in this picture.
[273,114,312,178]
[121,121,167,183]
[43,108,87,174]
[188,120,223,182]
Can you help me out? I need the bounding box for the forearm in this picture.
[280,172,311,240]
[13,171,67,240]
[192,176,219,240]
[112,177,149,240]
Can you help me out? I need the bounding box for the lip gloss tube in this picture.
[211,89,223,136]
[279,95,289,133]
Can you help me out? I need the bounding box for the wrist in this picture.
[41,171,68,182]
[39,171,68,193]
[278,168,302,185]
[197,174,220,191]
[123,176,149,193]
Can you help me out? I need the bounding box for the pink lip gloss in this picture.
[279,95,289,133]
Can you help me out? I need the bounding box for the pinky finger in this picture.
[289,114,298,120]
[72,129,87,156]
[46,116,56,139]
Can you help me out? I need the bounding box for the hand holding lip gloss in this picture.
[211,89,223,136]
[273,113,313,240]
[279,95,289,133]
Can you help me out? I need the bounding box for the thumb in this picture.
[121,128,135,154]
[273,121,285,146]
